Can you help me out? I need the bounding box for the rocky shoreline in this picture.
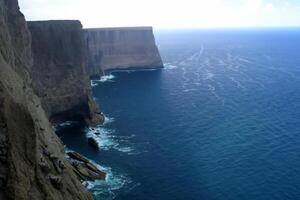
[0,0,163,199]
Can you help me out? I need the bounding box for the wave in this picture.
[79,158,133,200]
[53,121,76,131]
[66,147,132,200]
[104,116,115,125]
[85,127,136,154]
[91,75,116,86]
[164,63,178,70]
[204,71,215,80]
[227,76,245,90]
[208,84,225,105]
[182,88,197,93]
[99,74,115,82]
[91,80,99,87]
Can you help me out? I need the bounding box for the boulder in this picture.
[88,137,99,149]
[67,152,89,163]
[86,162,105,178]
[73,163,106,181]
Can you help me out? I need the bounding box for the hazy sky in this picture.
[19,0,300,29]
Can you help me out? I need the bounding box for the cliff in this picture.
[0,0,95,199]
[84,27,163,77]
[28,20,103,126]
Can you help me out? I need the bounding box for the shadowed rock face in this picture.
[0,0,94,199]
[28,20,104,126]
[84,27,163,77]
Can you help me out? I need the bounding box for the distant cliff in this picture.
[0,0,94,199]
[84,27,163,77]
[28,20,103,126]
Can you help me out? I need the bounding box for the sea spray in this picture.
[91,74,116,87]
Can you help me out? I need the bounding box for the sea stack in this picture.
[84,27,164,78]
[28,20,104,126]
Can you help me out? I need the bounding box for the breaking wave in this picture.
[91,75,116,87]
[99,74,115,82]
[84,163,133,200]
[91,80,99,87]
[164,63,178,70]
[85,126,136,154]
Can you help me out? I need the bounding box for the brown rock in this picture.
[84,27,164,77]
[49,175,63,190]
[85,163,106,179]
[73,163,106,181]
[39,157,51,174]
[0,1,94,198]
[67,152,90,163]
[28,20,104,127]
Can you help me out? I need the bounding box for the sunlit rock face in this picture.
[84,27,163,77]
[28,20,104,126]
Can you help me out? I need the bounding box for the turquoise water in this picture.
[57,28,300,200]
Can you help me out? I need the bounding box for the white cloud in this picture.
[19,0,300,28]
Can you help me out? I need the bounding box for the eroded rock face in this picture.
[0,1,94,199]
[67,152,106,181]
[28,20,104,126]
[85,27,164,77]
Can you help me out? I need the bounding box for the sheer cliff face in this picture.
[0,1,93,199]
[28,21,103,126]
[85,27,163,77]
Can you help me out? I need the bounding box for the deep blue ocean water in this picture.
[57,28,300,200]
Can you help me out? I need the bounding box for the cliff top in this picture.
[28,20,82,26]
[85,26,153,31]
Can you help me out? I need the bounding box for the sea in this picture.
[56,28,300,200]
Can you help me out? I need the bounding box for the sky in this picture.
[19,0,300,29]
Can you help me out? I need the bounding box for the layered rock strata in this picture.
[0,0,101,199]
[28,20,104,126]
[84,27,163,77]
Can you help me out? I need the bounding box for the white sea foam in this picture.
[227,76,245,90]
[238,57,253,64]
[85,126,135,153]
[204,71,215,80]
[58,121,74,127]
[117,147,134,153]
[99,74,115,82]
[182,88,197,93]
[86,127,117,151]
[104,116,115,125]
[208,84,225,105]
[53,121,75,131]
[164,63,178,70]
[91,80,99,87]
[82,161,132,200]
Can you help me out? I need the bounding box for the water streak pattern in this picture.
[59,29,300,200]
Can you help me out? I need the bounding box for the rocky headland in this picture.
[28,20,104,126]
[0,0,164,199]
[0,0,104,199]
[84,27,163,78]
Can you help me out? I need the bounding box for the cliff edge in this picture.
[28,20,104,126]
[0,1,95,199]
[84,27,163,77]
